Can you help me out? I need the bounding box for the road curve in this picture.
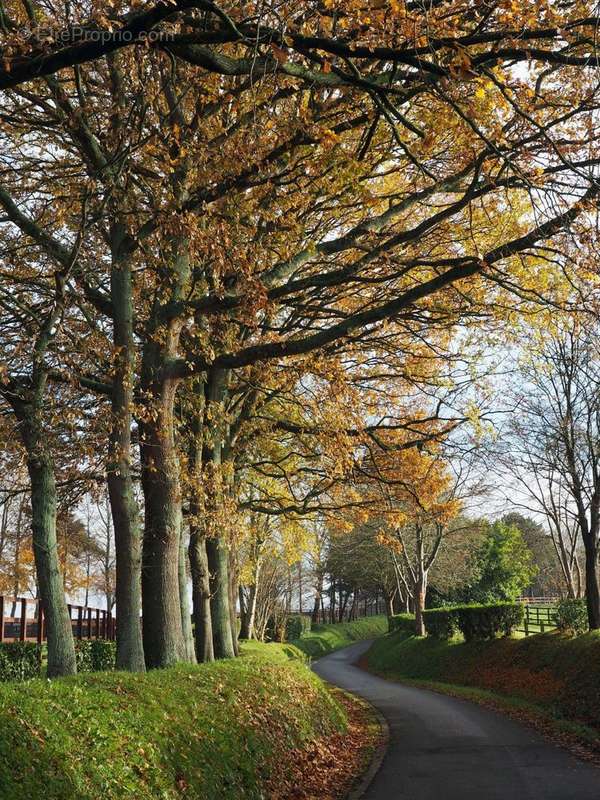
[313,640,599,800]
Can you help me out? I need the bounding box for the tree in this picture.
[2,0,600,672]
[467,521,537,602]
[501,512,567,598]
[507,326,600,627]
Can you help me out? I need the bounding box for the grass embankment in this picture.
[0,641,375,800]
[289,615,389,659]
[367,630,600,749]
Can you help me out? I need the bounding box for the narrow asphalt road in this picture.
[313,640,599,800]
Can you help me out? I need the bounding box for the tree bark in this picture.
[207,535,235,658]
[140,378,188,668]
[414,573,427,637]
[107,231,145,671]
[311,582,321,625]
[27,449,76,676]
[584,538,600,629]
[228,555,240,655]
[179,529,196,663]
[240,581,258,640]
[383,589,395,621]
[189,526,214,662]
[202,368,235,659]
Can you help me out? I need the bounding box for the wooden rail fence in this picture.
[517,603,558,636]
[0,596,116,644]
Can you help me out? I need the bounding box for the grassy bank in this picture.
[0,642,347,800]
[289,616,388,659]
[367,630,600,739]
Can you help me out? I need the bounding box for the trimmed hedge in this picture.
[555,598,588,636]
[393,603,523,641]
[0,643,41,682]
[456,602,523,641]
[285,614,312,641]
[389,613,416,635]
[423,608,458,640]
[75,640,116,673]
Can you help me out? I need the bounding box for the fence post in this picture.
[524,608,529,636]
[0,596,4,643]
[87,607,92,640]
[96,608,100,639]
[20,598,27,641]
[77,606,83,640]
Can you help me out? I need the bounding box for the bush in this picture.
[75,640,116,672]
[457,602,523,641]
[285,614,312,641]
[389,613,416,635]
[0,643,41,682]
[555,598,588,636]
[423,607,459,639]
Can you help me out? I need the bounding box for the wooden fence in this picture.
[0,596,116,644]
[517,603,558,636]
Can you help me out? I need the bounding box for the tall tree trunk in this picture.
[10,387,76,678]
[583,538,600,629]
[27,449,76,676]
[12,498,24,598]
[202,369,235,659]
[140,378,187,668]
[242,583,259,640]
[238,586,249,640]
[179,530,196,663]
[241,556,261,641]
[107,235,145,671]
[228,556,240,655]
[187,389,215,664]
[414,573,427,637]
[207,535,235,658]
[383,589,394,621]
[311,576,322,625]
[189,527,214,662]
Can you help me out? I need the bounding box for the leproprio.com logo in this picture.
[18,24,174,44]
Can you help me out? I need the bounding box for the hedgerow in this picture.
[284,615,312,641]
[388,613,416,635]
[0,643,41,682]
[75,640,116,673]
[555,599,588,636]
[422,608,459,639]
[456,603,523,641]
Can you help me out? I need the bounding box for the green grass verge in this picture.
[366,630,600,738]
[289,616,388,659]
[0,642,346,800]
